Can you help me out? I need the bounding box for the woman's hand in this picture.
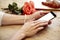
[20,20,49,37]
[10,20,49,40]
[2,11,49,25]
[26,11,49,22]
[42,1,60,8]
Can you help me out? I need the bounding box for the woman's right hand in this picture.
[10,20,50,40]
[20,20,49,37]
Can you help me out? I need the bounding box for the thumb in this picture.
[40,11,49,16]
[35,27,44,32]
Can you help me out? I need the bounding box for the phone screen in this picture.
[38,12,56,21]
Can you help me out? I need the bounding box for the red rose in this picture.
[22,1,36,15]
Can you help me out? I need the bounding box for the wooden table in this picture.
[0,12,60,40]
[0,0,60,40]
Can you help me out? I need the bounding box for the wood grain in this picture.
[0,0,60,40]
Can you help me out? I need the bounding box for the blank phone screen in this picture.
[38,12,54,21]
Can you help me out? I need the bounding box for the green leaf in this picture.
[12,2,17,7]
[8,4,13,10]
[8,2,23,15]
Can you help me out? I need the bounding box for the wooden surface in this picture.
[0,0,60,40]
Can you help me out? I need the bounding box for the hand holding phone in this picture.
[37,11,56,21]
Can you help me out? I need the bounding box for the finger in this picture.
[40,11,49,16]
[39,22,48,26]
[34,27,44,33]
[41,11,49,13]
[33,21,48,29]
[32,11,49,20]
[48,20,52,25]
[32,20,48,25]
[36,11,49,19]
[31,20,49,27]
[31,21,42,26]
[32,11,42,20]
[40,11,49,14]
[38,22,48,26]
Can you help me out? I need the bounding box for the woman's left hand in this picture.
[26,11,49,22]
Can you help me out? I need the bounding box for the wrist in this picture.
[19,33,26,39]
[10,30,26,40]
[24,15,33,22]
[17,30,26,40]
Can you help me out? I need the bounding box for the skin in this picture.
[1,11,49,40]
[2,11,48,25]
[10,20,49,40]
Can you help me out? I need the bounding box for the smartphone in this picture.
[37,11,56,21]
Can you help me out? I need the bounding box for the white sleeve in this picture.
[0,11,5,26]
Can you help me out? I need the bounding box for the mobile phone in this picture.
[37,11,56,21]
